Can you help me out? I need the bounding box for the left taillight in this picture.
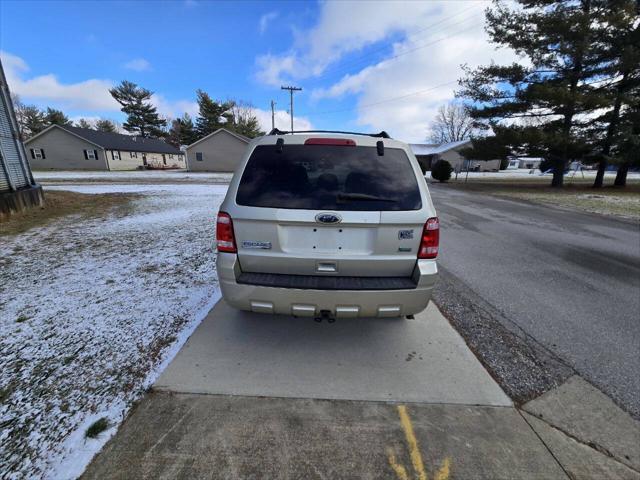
[216,211,237,253]
[418,217,439,259]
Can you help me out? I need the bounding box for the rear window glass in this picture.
[236,144,422,211]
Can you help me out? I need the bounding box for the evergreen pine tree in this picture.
[76,118,93,129]
[457,0,610,187]
[589,2,639,187]
[195,90,234,137]
[95,119,118,133]
[22,106,47,138]
[612,93,640,186]
[180,113,197,145]
[44,107,71,126]
[167,113,197,147]
[109,80,166,137]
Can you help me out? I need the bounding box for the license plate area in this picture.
[279,226,374,254]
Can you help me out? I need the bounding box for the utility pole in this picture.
[270,100,276,130]
[281,85,302,133]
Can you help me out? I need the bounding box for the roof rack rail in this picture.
[268,128,391,139]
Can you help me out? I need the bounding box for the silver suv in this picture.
[216,130,439,319]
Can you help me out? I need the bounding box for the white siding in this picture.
[0,84,30,191]
[186,130,248,172]
[107,150,145,170]
[26,127,107,170]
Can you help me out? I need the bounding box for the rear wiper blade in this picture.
[336,193,397,203]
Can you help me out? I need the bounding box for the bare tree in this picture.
[11,94,28,139]
[228,100,263,138]
[428,102,475,144]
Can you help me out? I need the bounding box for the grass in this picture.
[0,190,138,236]
[85,417,109,439]
[444,180,640,220]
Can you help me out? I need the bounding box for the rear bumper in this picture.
[216,252,438,318]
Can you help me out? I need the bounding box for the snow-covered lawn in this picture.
[33,170,233,184]
[1,183,227,479]
[440,168,640,181]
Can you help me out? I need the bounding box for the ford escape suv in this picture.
[215,130,439,318]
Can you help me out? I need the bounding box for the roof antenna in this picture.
[276,137,284,153]
[376,140,384,156]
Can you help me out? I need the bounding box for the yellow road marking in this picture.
[397,405,428,480]
[386,446,410,480]
[434,457,451,480]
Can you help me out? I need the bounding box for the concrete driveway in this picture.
[153,301,509,405]
[81,301,631,479]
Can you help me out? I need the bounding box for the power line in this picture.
[325,22,478,83]
[302,20,486,117]
[309,80,458,116]
[313,4,485,82]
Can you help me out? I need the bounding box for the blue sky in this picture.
[0,0,512,141]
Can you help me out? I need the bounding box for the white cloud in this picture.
[68,115,101,127]
[259,11,279,34]
[150,94,198,120]
[255,1,453,86]
[254,1,519,141]
[123,58,152,72]
[1,51,197,122]
[253,108,313,132]
[1,51,119,111]
[255,53,297,87]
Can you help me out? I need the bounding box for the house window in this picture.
[111,150,120,160]
[84,149,98,160]
[131,151,137,158]
[30,148,45,160]
[169,154,174,159]
[196,152,203,161]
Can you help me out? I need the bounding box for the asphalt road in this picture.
[430,184,640,417]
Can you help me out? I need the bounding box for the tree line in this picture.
[13,80,265,148]
[430,0,638,188]
[12,96,119,139]
[108,80,264,147]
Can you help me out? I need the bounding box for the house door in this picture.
[162,154,166,165]
[142,153,147,166]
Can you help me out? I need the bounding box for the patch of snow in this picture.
[433,169,640,180]
[0,183,228,479]
[33,170,233,184]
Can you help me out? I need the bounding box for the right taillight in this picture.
[216,211,237,253]
[418,217,439,259]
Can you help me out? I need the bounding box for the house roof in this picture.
[26,125,182,155]
[409,139,471,156]
[186,128,251,149]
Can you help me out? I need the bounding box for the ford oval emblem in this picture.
[315,212,342,224]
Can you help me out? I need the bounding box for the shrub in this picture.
[431,160,453,182]
[85,417,109,439]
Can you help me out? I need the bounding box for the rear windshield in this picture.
[235,144,422,211]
